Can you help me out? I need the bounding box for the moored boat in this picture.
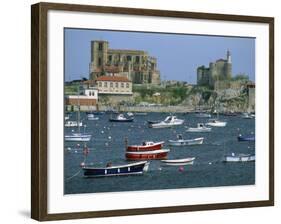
[186,123,211,132]
[87,113,99,120]
[237,134,255,142]
[149,116,184,128]
[64,132,92,142]
[127,141,165,151]
[82,161,150,177]
[161,157,195,166]
[224,153,255,162]
[65,120,83,127]
[125,149,170,160]
[109,113,134,122]
[206,119,227,127]
[168,135,204,146]
[241,112,254,119]
[64,86,92,142]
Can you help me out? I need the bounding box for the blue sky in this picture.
[65,28,255,84]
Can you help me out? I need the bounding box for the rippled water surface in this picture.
[64,112,255,194]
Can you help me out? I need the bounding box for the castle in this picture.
[89,40,161,85]
[197,50,232,88]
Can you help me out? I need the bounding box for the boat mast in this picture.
[77,84,80,133]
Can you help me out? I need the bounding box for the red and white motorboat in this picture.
[127,141,165,151]
[125,149,170,160]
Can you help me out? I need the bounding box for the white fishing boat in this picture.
[149,116,184,128]
[224,153,255,162]
[65,86,92,142]
[241,112,254,119]
[161,157,195,166]
[206,119,227,127]
[64,132,92,142]
[186,123,212,132]
[168,134,204,146]
[65,120,83,127]
[87,113,99,121]
[127,112,134,117]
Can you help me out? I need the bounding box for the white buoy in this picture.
[101,130,104,134]
[108,136,112,139]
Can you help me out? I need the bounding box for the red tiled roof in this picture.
[95,76,131,82]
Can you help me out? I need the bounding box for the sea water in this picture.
[64,112,255,194]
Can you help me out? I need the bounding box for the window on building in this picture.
[121,82,124,88]
[110,82,113,87]
[108,55,112,61]
[126,83,129,88]
[104,82,108,87]
[98,82,102,87]
[98,43,103,51]
[135,56,140,63]
[98,57,102,66]
[92,91,95,96]
[115,82,118,88]
[127,55,131,61]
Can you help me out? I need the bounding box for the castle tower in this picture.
[227,49,231,63]
[226,49,232,79]
[89,40,109,80]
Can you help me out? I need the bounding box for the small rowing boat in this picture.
[224,153,255,162]
[82,161,150,177]
[161,157,195,166]
[168,135,204,146]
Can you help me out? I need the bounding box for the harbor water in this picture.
[64,112,255,194]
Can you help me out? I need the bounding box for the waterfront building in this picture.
[197,50,232,88]
[89,40,161,85]
[95,75,133,105]
[65,88,98,106]
[95,75,132,95]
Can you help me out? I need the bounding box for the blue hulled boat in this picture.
[237,134,255,142]
[82,161,149,177]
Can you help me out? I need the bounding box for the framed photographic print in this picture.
[31,2,274,221]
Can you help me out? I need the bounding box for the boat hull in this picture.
[168,138,203,146]
[149,122,184,128]
[126,149,170,160]
[186,128,211,132]
[161,157,195,166]
[224,155,255,162]
[64,134,91,142]
[237,135,255,141]
[83,161,149,177]
[206,122,227,127]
